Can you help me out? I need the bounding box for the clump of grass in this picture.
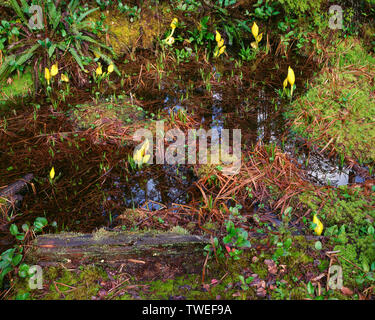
[286,37,375,165]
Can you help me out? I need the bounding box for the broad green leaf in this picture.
[68,47,85,70]
[10,224,19,236]
[11,253,22,266]
[315,241,322,250]
[9,0,29,27]
[77,7,99,23]
[48,44,57,58]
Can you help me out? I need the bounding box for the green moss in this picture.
[250,261,268,279]
[10,265,108,300]
[169,226,190,235]
[287,37,375,163]
[70,99,145,130]
[289,286,307,299]
[90,4,172,55]
[299,186,375,288]
[44,265,107,300]
[278,0,324,17]
[0,71,33,103]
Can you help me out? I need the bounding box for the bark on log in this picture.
[26,230,209,279]
[0,174,34,230]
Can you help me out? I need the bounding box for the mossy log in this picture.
[27,231,209,279]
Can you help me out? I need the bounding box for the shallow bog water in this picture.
[0,45,372,252]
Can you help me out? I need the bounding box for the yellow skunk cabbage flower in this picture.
[171,18,178,30]
[165,36,175,45]
[133,139,151,166]
[251,22,263,49]
[108,64,114,74]
[313,214,324,236]
[286,66,296,96]
[287,66,295,86]
[61,74,69,82]
[252,22,259,39]
[283,77,288,89]
[164,18,178,45]
[44,68,51,85]
[215,30,222,43]
[49,167,55,180]
[217,38,224,48]
[96,63,103,76]
[214,31,225,58]
[218,45,226,56]
[51,63,58,77]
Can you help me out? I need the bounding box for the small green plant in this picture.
[0,0,117,88]
[272,237,292,261]
[175,48,192,64]
[0,217,48,288]
[252,0,281,21]
[239,46,256,61]
[175,0,201,12]
[188,16,214,48]
[117,2,141,22]
[238,274,254,290]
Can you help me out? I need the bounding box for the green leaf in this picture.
[48,44,57,58]
[18,263,29,278]
[77,7,99,23]
[0,266,13,280]
[11,253,22,266]
[246,276,254,284]
[10,224,19,236]
[1,248,15,262]
[284,207,293,215]
[238,275,245,284]
[34,217,48,231]
[314,241,322,250]
[16,293,30,300]
[284,238,292,249]
[46,1,61,31]
[68,47,85,71]
[16,234,25,241]
[307,281,314,295]
[15,43,40,67]
[9,0,29,27]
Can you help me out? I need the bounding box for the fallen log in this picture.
[0,174,34,229]
[26,230,209,280]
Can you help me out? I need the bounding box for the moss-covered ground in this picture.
[285,37,375,165]
[1,0,375,301]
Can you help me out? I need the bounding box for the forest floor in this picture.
[0,1,374,300]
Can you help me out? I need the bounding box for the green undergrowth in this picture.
[285,37,375,165]
[9,235,350,300]
[0,71,33,104]
[11,265,108,300]
[299,185,375,289]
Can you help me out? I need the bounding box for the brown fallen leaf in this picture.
[341,286,353,296]
[256,287,267,298]
[264,259,277,275]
